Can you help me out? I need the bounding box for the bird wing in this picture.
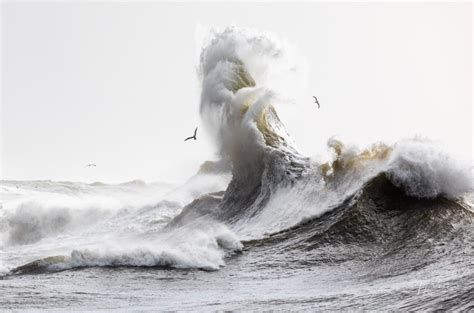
[313,96,320,107]
[184,136,193,141]
[194,127,198,137]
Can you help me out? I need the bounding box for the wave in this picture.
[8,219,242,275]
[3,26,473,276]
[1,164,232,275]
[199,27,309,224]
[193,26,473,235]
[268,173,473,247]
[247,173,474,285]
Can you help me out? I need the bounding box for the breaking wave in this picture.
[2,27,472,278]
[8,220,242,274]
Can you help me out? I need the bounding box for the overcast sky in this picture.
[1,2,472,183]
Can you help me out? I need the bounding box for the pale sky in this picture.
[1,2,472,183]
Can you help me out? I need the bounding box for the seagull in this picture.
[313,96,320,108]
[86,164,97,167]
[184,127,198,141]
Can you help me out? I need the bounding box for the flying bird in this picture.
[313,96,320,108]
[86,164,97,167]
[184,127,198,142]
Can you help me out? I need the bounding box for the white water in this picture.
[0,172,234,274]
[1,27,473,312]
[1,136,471,274]
[2,27,472,276]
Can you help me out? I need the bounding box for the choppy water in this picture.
[1,171,472,311]
[1,26,473,311]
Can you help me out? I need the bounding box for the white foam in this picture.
[387,138,473,199]
[199,26,305,158]
[40,220,242,272]
[0,172,232,248]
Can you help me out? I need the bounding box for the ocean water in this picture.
[1,27,473,311]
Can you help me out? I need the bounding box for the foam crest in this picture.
[199,26,305,95]
[199,26,305,158]
[387,139,473,199]
[320,137,473,200]
[11,220,242,274]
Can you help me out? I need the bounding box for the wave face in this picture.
[1,26,473,310]
[193,27,473,237]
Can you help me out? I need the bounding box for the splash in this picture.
[198,27,472,229]
[3,26,472,277]
[9,220,242,274]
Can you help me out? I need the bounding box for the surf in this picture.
[2,26,473,277]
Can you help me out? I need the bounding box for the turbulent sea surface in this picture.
[1,27,473,310]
